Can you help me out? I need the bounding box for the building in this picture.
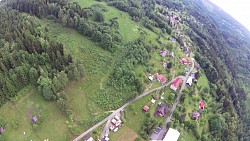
[186,76,193,86]
[84,136,94,141]
[170,78,183,91]
[169,51,174,58]
[179,58,189,64]
[163,128,180,141]
[143,105,149,112]
[199,101,205,109]
[0,127,4,134]
[148,76,154,82]
[160,50,167,57]
[192,111,200,120]
[156,73,167,84]
[196,64,200,70]
[154,103,169,117]
[170,37,176,42]
[31,116,38,124]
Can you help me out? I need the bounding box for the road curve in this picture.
[73,75,185,141]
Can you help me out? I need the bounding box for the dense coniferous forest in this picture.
[0,7,83,106]
[0,0,249,140]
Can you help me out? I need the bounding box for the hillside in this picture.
[0,0,249,141]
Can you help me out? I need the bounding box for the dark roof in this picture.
[154,104,169,117]
[31,116,38,124]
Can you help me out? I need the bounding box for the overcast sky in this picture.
[209,0,250,31]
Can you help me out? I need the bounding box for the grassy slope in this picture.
[109,125,144,141]
[0,89,69,141]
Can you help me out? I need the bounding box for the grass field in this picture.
[109,125,143,141]
[0,89,69,141]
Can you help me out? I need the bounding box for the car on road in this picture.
[154,127,162,134]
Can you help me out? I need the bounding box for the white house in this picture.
[186,76,193,86]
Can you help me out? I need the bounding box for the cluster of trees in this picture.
[109,39,150,93]
[155,0,250,140]
[140,115,159,139]
[0,7,83,107]
[7,0,122,52]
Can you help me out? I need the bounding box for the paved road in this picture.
[150,59,194,140]
[73,76,185,141]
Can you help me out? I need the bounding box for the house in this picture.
[151,99,156,104]
[196,64,200,70]
[115,120,122,127]
[170,37,176,43]
[154,103,169,117]
[169,51,174,58]
[114,115,120,121]
[163,128,180,141]
[111,119,117,125]
[187,42,192,47]
[148,76,154,82]
[0,127,4,134]
[160,50,167,57]
[110,124,115,130]
[186,76,193,86]
[179,58,189,65]
[156,73,167,84]
[85,136,94,141]
[170,78,183,91]
[31,116,38,124]
[192,111,200,120]
[163,61,169,68]
[199,101,205,109]
[143,105,149,112]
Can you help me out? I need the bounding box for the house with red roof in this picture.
[156,73,167,84]
[199,101,205,109]
[179,58,189,64]
[170,78,183,91]
[143,105,149,112]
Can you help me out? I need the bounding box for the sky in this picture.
[209,0,250,31]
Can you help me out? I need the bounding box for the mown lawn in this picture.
[0,89,69,141]
[109,125,143,141]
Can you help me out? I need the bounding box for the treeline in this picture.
[98,0,172,34]
[7,0,122,52]
[108,38,151,93]
[0,7,83,107]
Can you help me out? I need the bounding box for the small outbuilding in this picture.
[84,136,94,141]
[31,116,38,124]
[0,127,4,134]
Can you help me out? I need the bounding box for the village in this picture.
[80,7,207,141]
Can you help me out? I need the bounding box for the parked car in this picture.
[154,127,162,134]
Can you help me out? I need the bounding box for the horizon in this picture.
[209,0,250,31]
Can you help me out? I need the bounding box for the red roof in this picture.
[180,58,189,64]
[156,74,167,83]
[172,78,183,89]
[199,101,205,109]
[143,105,149,112]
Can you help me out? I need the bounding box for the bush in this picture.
[135,137,142,141]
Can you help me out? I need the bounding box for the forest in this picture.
[0,7,83,106]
